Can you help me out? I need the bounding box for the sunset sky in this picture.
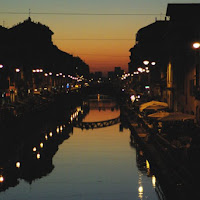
[1,0,199,74]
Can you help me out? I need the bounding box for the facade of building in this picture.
[165,4,200,123]
[129,3,200,123]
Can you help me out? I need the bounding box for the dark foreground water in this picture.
[0,97,160,200]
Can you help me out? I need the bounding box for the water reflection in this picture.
[129,131,166,200]
[0,107,81,192]
[0,94,161,200]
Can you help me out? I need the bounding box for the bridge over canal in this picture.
[73,116,120,129]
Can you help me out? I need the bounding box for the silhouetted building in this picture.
[0,18,89,101]
[129,19,169,96]
[165,3,200,121]
[114,67,124,77]
[129,3,200,123]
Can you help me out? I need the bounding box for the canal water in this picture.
[0,95,161,200]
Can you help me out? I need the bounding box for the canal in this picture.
[0,94,162,200]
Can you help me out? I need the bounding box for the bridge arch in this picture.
[73,116,120,130]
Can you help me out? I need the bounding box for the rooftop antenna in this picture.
[29,9,31,18]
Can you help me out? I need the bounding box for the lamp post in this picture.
[192,42,200,124]
[193,42,200,49]
[193,42,200,91]
[143,60,158,98]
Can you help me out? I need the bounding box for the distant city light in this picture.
[16,162,21,168]
[0,175,4,183]
[138,67,143,72]
[145,85,150,89]
[40,143,44,148]
[36,153,41,159]
[151,62,156,65]
[56,127,59,133]
[15,68,20,73]
[130,95,136,103]
[0,64,3,69]
[45,134,48,140]
[33,147,37,152]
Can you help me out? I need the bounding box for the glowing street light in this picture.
[49,132,53,137]
[15,68,20,73]
[40,142,44,148]
[33,147,37,152]
[0,64,3,69]
[143,60,149,65]
[16,162,21,168]
[0,175,4,183]
[137,67,143,73]
[193,42,200,49]
[36,153,41,159]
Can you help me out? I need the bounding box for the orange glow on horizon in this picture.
[53,38,131,73]
[1,7,160,74]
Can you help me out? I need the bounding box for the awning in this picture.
[148,111,170,118]
[158,112,195,122]
[148,111,195,122]
[139,101,168,112]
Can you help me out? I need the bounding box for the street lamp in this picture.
[138,67,143,73]
[193,42,200,49]
[0,64,3,69]
[143,60,156,66]
[143,60,149,65]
